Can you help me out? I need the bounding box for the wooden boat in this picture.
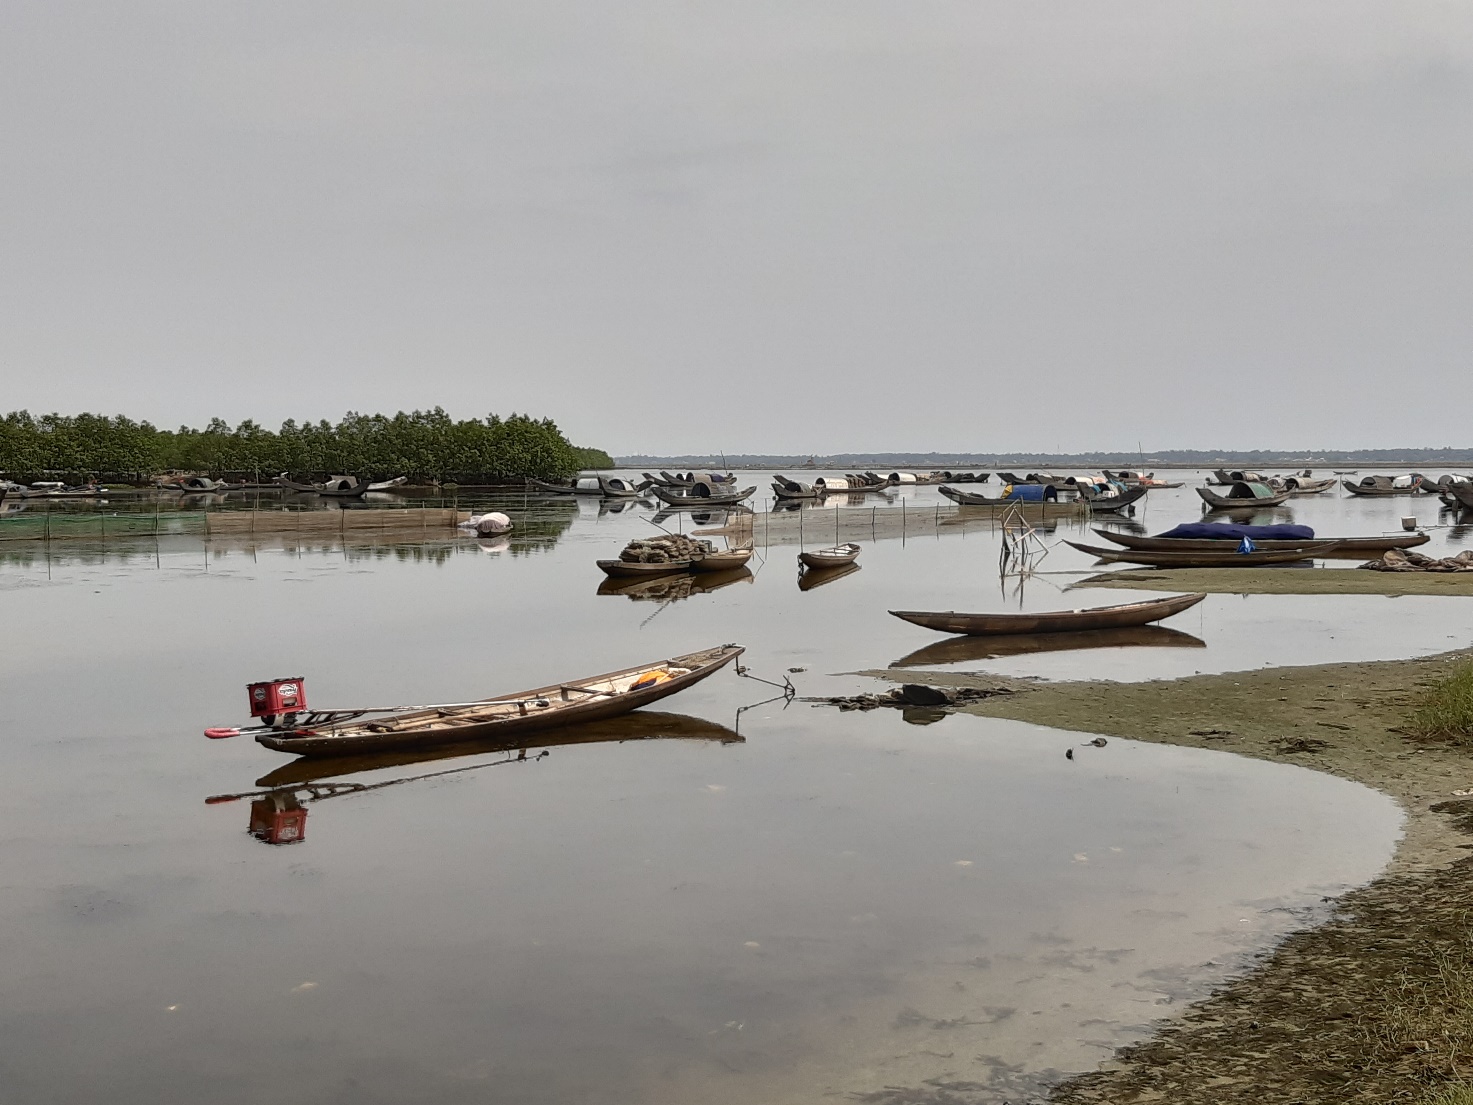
[890,625,1207,667]
[1342,476,1425,496]
[1076,484,1149,512]
[18,485,108,499]
[1445,483,1473,510]
[253,710,745,788]
[273,476,372,498]
[596,558,693,578]
[692,548,752,572]
[1093,528,1429,556]
[1276,476,1337,495]
[253,644,745,757]
[650,484,755,507]
[1065,540,1341,567]
[1195,482,1292,508]
[938,485,1086,514]
[889,592,1206,637]
[813,476,890,494]
[646,471,736,488]
[527,475,647,497]
[367,476,408,491]
[797,562,862,590]
[798,542,860,569]
[1208,469,1266,486]
[771,475,821,499]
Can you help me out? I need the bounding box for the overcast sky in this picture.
[2,2,1469,455]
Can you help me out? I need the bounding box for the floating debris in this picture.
[1360,548,1473,572]
[806,683,1014,712]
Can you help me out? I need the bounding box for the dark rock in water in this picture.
[897,683,953,706]
[806,683,1014,713]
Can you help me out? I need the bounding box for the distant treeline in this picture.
[0,409,614,483]
[621,448,1473,468]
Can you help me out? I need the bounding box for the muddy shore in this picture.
[855,649,1473,1102]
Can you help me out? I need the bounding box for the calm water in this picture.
[0,469,1450,1103]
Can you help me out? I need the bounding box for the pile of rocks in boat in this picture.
[807,683,1015,711]
[618,534,716,564]
[1360,548,1473,573]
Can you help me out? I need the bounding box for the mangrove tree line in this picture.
[0,409,614,483]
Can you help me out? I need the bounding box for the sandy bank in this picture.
[1075,566,1473,597]
[849,650,1473,1102]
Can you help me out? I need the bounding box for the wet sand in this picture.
[1077,567,1473,597]
[854,649,1473,1102]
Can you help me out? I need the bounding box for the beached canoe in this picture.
[1092,528,1429,556]
[798,542,860,569]
[254,644,745,757]
[1066,540,1341,567]
[889,592,1206,637]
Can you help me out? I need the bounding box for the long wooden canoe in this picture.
[889,592,1206,637]
[890,624,1207,667]
[1093,528,1429,556]
[255,645,744,757]
[1066,540,1341,567]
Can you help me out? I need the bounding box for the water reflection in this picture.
[216,712,747,846]
[891,625,1207,668]
[797,562,863,590]
[597,567,754,601]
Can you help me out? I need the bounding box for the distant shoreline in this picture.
[617,458,1472,471]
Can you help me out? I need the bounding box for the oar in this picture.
[204,750,543,803]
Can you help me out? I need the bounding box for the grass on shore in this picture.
[1424,1088,1473,1105]
[1409,663,1473,745]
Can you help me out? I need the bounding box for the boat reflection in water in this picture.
[596,567,753,601]
[213,712,744,845]
[797,562,862,590]
[890,625,1207,668]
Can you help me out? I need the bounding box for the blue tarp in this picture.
[1004,483,1058,501]
[1155,523,1316,540]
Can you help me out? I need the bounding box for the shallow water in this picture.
[0,469,1443,1102]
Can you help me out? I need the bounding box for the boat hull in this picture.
[1195,486,1293,508]
[597,559,692,577]
[1094,529,1429,556]
[1066,540,1341,566]
[888,592,1207,636]
[798,543,860,569]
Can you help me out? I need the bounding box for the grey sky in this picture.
[2,2,1469,454]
